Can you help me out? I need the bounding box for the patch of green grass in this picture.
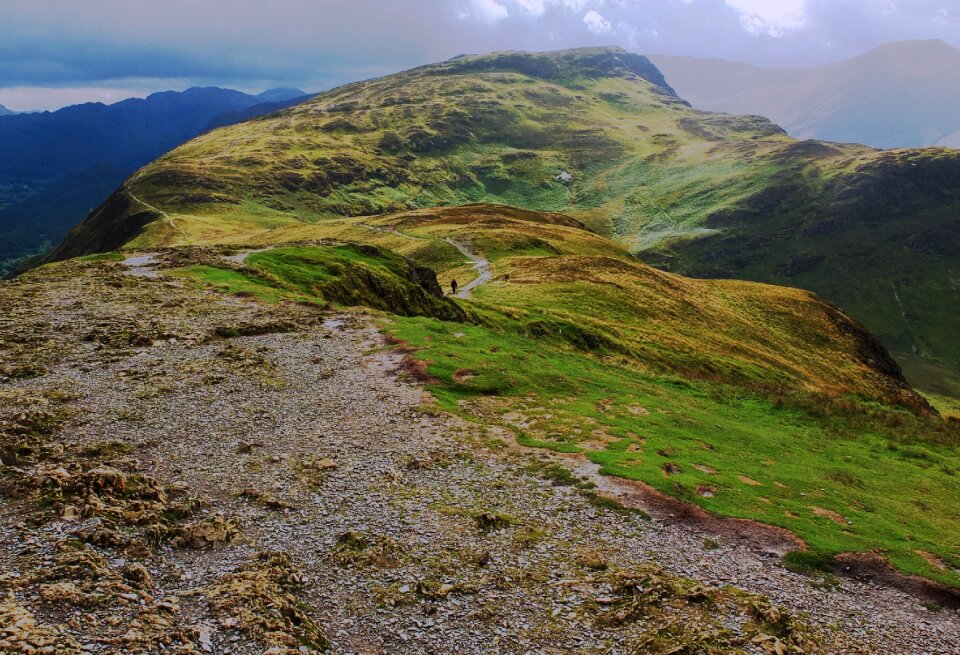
[782,549,836,575]
[384,314,960,589]
[247,245,467,320]
[79,251,125,262]
[926,393,960,421]
[175,265,307,304]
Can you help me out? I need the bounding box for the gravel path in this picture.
[0,255,958,655]
[355,222,492,297]
[445,239,491,298]
[121,253,162,277]
[128,191,187,240]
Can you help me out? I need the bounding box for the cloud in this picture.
[583,9,612,34]
[516,0,547,15]
[725,0,807,36]
[2,0,960,110]
[469,0,509,22]
[513,0,589,17]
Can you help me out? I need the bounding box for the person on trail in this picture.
[451,279,458,295]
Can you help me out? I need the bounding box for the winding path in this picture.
[127,176,188,240]
[356,222,494,298]
[445,238,491,298]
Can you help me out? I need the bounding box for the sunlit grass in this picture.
[385,314,960,589]
[174,207,960,588]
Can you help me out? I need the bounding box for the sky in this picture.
[1,0,959,111]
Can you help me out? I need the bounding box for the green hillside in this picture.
[32,48,960,586]
[45,47,960,397]
[152,204,960,589]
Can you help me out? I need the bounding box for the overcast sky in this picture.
[2,0,959,110]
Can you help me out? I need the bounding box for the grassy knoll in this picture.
[177,243,468,322]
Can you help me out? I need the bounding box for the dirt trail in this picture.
[355,222,493,297]
[0,256,957,654]
[446,238,492,298]
[127,174,187,240]
[221,247,275,265]
[121,253,161,277]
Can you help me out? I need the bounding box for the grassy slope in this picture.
[33,48,960,584]
[168,206,960,589]
[45,48,960,396]
[651,146,960,397]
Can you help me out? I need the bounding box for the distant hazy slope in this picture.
[0,87,308,270]
[651,39,960,148]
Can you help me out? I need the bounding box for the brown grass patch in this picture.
[453,368,476,383]
[810,506,846,525]
[399,355,439,384]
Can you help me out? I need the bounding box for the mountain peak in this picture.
[436,46,676,95]
[256,87,308,102]
[857,38,960,70]
[0,104,16,116]
[868,38,957,54]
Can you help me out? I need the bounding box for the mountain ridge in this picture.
[6,46,960,612]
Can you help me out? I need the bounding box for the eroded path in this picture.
[127,172,188,240]
[0,254,957,655]
[355,222,493,297]
[445,238,492,298]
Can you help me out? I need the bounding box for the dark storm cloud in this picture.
[2,0,960,107]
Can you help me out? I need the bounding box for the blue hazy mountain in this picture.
[0,87,309,269]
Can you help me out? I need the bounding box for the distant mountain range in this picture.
[0,104,16,116]
[0,86,310,269]
[650,39,960,149]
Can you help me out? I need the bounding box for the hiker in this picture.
[451,279,458,295]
